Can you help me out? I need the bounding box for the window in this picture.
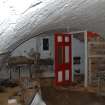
[73,56,81,64]
[43,38,49,51]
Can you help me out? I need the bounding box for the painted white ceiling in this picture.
[0,0,105,53]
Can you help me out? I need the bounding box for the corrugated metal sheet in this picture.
[0,0,105,52]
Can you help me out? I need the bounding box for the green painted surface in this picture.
[49,33,54,71]
[49,33,54,59]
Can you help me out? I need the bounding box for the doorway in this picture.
[54,33,72,85]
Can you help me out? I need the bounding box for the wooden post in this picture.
[89,58,92,85]
[19,66,21,80]
[29,64,32,79]
[84,31,88,87]
[71,34,74,81]
[10,67,12,80]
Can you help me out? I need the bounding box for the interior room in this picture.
[0,0,105,105]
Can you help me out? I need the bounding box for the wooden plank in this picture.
[84,31,88,87]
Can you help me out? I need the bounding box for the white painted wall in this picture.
[36,35,51,59]
[11,34,54,59]
[72,37,85,74]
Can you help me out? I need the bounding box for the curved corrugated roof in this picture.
[0,0,105,53]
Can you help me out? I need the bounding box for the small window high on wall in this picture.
[43,38,49,51]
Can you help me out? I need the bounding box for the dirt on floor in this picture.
[0,78,105,105]
[0,87,20,105]
[42,86,105,105]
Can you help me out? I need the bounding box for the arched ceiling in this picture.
[0,0,105,53]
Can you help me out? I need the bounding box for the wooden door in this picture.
[54,33,72,85]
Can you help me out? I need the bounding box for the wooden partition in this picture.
[88,35,105,85]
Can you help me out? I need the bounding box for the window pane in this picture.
[65,70,69,80]
[65,46,69,63]
[58,46,63,64]
[58,71,62,82]
[65,36,69,42]
[58,36,62,42]
[43,38,49,50]
[73,57,81,64]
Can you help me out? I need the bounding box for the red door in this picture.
[54,33,72,85]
